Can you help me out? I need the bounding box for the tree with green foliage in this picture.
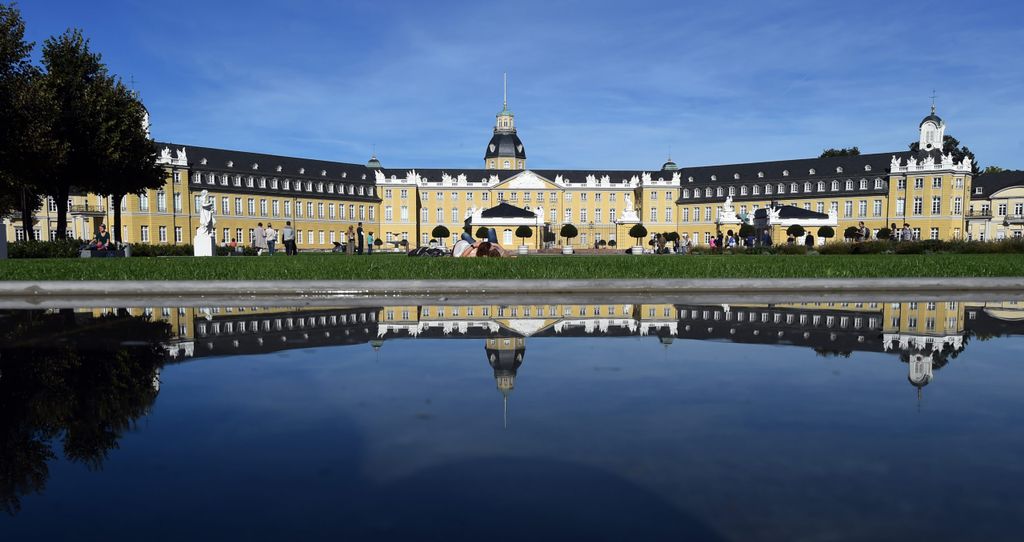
[738,223,756,238]
[909,134,979,174]
[514,225,532,246]
[0,3,62,232]
[786,224,805,237]
[628,224,648,245]
[431,225,449,242]
[820,147,860,158]
[559,223,578,244]
[982,166,1005,175]
[93,80,163,244]
[817,226,835,240]
[39,28,112,240]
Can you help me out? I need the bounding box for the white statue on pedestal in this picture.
[194,190,217,257]
[197,190,216,236]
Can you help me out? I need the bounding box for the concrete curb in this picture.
[2,278,1023,297]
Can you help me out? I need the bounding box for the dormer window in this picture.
[831,180,839,191]
[782,170,789,177]
[271,178,278,189]
[740,186,748,196]
[342,172,347,178]
[809,168,816,175]
[757,171,764,178]
[358,186,365,196]
[327,183,334,193]
[864,165,872,172]
[305,181,312,191]
[252,163,259,170]
[687,176,694,182]
[817,181,825,191]
[200,158,207,165]
[704,188,713,197]
[752,185,761,195]
[716,187,724,197]
[299,168,305,175]
[276,165,282,172]
[777,183,786,194]
[710,175,717,181]
[682,189,690,199]
[733,173,740,180]
[283,180,290,190]
[226,161,233,168]
[804,182,812,192]
[246,176,254,188]
[361,174,366,180]
[233,175,241,187]
[836,166,843,173]
[258,177,266,188]
[320,170,326,176]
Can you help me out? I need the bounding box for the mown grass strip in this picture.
[1,253,1023,281]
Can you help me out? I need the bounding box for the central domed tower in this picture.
[485,73,526,170]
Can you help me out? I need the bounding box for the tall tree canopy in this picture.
[909,134,979,174]
[819,147,860,158]
[0,3,62,231]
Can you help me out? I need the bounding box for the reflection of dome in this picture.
[486,337,525,429]
[485,132,526,160]
[370,339,384,351]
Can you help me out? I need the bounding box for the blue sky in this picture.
[19,0,1024,170]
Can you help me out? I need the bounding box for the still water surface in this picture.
[2,300,1023,541]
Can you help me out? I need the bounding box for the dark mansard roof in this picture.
[971,170,1024,199]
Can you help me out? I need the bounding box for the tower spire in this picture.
[503,72,508,109]
[930,89,937,115]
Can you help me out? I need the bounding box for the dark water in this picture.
[2,300,1024,541]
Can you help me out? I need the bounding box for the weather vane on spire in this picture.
[503,72,508,109]
[930,89,938,114]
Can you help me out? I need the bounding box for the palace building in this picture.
[5,92,1022,248]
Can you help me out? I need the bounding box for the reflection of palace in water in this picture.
[82,299,1024,401]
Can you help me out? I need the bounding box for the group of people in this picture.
[451,228,509,257]
[335,222,375,255]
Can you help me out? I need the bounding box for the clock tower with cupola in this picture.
[484,73,526,170]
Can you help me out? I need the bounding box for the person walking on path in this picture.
[367,232,374,255]
[265,223,278,254]
[902,223,913,241]
[804,232,815,248]
[282,221,296,255]
[253,222,268,255]
[356,222,365,255]
[346,225,355,255]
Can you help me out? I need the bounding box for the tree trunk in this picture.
[20,187,36,241]
[55,186,69,240]
[112,193,123,245]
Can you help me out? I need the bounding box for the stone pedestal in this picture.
[518,245,529,255]
[194,233,216,257]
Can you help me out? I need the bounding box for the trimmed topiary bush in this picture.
[817,226,835,240]
[608,239,617,247]
[476,226,490,240]
[738,224,756,238]
[431,225,450,241]
[876,227,891,240]
[559,224,578,243]
[628,224,648,245]
[786,224,805,237]
[515,225,533,244]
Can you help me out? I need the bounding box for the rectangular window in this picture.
[931,196,941,215]
[174,193,182,212]
[665,207,672,222]
[400,189,408,199]
[140,194,149,211]
[896,198,905,216]
[220,197,229,215]
[930,227,939,240]
[897,179,906,189]
[580,209,588,223]
[914,178,924,189]
[932,177,942,189]
[649,208,657,222]
[452,208,459,222]
[175,226,183,243]
[140,225,150,243]
[595,209,602,224]
[319,231,325,244]
[156,192,167,212]
[873,200,882,217]
[236,228,243,243]
[385,206,393,221]
[260,199,268,217]
[308,202,314,218]
[285,201,292,218]
[913,197,923,215]
[844,201,853,218]
[564,208,572,222]
[248,198,255,216]
[953,197,963,216]
[858,200,867,217]
[158,226,167,243]
[296,230,303,244]
[274,200,281,217]
[400,206,408,221]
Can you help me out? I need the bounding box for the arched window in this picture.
[728,186,735,196]
[817,181,825,191]
[836,166,843,173]
[791,182,799,193]
[740,186,748,196]
[782,170,789,177]
[831,180,839,191]
[752,185,761,195]
[705,188,713,197]
[804,182,812,192]
[809,168,816,175]
[716,187,724,197]
[682,188,690,199]
[777,183,786,194]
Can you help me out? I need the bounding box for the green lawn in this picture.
[1,252,1022,280]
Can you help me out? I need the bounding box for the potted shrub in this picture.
[560,224,578,254]
[608,239,617,248]
[786,224,805,239]
[817,226,835,244]
[844,226,860,241]
[475,226,490,240]
[515,225,532,254]
[431,225,450,245]
[876,227,891,240]
[628,224,648,254]
[374,238,384,250]
[598,239,607,249]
